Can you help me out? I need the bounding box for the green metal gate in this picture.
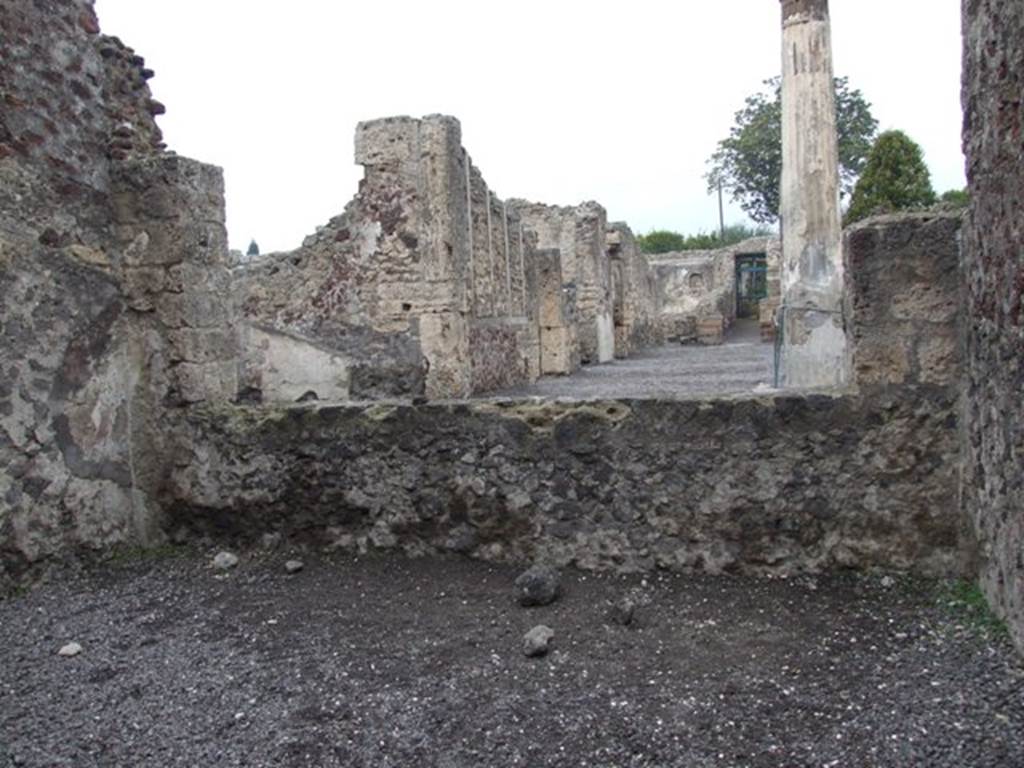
[735,254,768,319]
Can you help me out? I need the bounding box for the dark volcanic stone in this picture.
[515,564,561,607]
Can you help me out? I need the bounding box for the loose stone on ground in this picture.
[515,565,561,607]
[212,551,239,571]
[523,625,555,657]
[57,642,82,658]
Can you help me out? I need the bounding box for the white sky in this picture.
[93,1,966,254]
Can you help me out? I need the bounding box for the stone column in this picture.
[778,0,849,388]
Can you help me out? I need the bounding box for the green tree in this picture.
[638,223,773,254]
[246,239,260,257]
[844,130,936,224]
[939,188,969,208]
[637,230,686,254]
[707,76,878,224]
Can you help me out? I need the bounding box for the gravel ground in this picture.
[494,323,775,400]
[1,551,1022,767]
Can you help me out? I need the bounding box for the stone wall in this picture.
[168,387,962,576]
[510,201,616,365]
[651,237,781,342]
[845,213,963,389]
[606,223,664,357]
[0,0,229,581]
[235,116,540,402]
[961,0,1024,653]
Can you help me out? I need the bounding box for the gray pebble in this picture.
[213,551,239,571]
[284,560,304,574]
[523,625,554,657]
[58,642,82,657]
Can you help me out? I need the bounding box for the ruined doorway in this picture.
[735,253,768,319]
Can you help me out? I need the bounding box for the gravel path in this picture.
[494,323,775,400]
[1,551,1021,767]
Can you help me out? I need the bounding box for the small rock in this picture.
[58,642,82,657]
[881,575,896,589]
[213,551,239,571]
[260,532,282,550]
[610,596,636,626]
[523,625,554,657]
[515,564,561,607]
[284,560,304,574]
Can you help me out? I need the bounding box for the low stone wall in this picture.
[168,387,963,576]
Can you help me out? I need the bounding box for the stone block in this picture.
[540,326,578,375]
[697,314,725,345]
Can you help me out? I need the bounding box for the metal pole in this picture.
[717,180,725,240]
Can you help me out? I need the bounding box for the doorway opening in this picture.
[735,253,768,319]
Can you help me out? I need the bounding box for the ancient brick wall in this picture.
[236,115,539,402]
[845,213,963,389]
[962,0,1024,653]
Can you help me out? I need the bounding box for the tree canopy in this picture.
[246,239,260,257]
[637,223,773,254]
[844,130,936,224]
[707,76,878,224]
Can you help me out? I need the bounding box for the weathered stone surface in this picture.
[515,564,561,607]
[235,116,551,401]
[778,0,849,389]
[523,625,554,657]
[213,551,239,570]
[696,314,725,346]
[961,0,1024,654]
[606,223,664,358]
[58,642,83,658]
[0,0,235,583]
[168,388,964,577]
[651,237,780,342]
[846,213,963,388]
[510,200,616,365]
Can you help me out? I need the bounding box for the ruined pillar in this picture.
[778,0,849,388]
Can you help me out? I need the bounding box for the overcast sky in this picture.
[93,1,965,254]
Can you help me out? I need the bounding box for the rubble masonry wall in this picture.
[961,0,1024,653]
[235,116,541,402]
[0,0,232,580]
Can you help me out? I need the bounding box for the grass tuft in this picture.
[942,579,1010,640]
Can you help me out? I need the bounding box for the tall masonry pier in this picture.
[778,0,849,388]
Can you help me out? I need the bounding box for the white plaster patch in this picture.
[596,312,615,363]
[245,326,351,403]
[781,319,850,389]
